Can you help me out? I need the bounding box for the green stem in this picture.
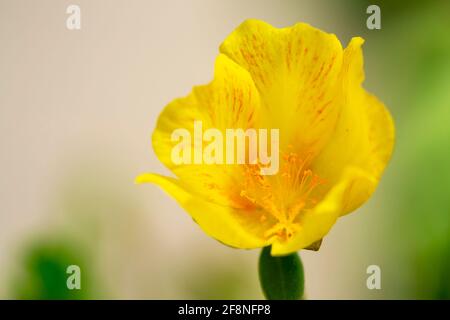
[258,246,304,300]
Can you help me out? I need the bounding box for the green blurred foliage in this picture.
[12,239,93,299]
[362,1,450,299]
[396,56,450,299]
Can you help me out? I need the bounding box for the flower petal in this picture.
[220,19,345,154]
[271,166,375,255]
[312,37,395,216]
[136,173,271,249]
[151,54,262,207]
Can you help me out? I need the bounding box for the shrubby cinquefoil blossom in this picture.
[137,20,395,255]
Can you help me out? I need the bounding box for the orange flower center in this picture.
[237,150,326,241]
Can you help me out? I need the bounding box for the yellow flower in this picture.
[137,20,395,255]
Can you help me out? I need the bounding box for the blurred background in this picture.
[0,0,449,299]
